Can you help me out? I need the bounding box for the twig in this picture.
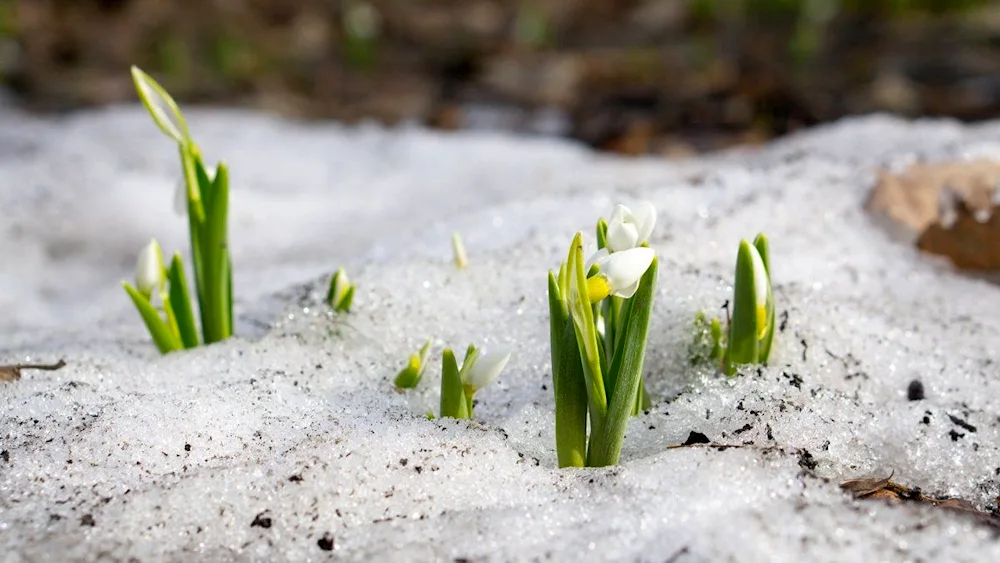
[0,359,67,382]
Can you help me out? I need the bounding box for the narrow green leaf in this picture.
[567,233,607,420]
[588,256,657,467]
[439,349,468,419]
[197,161,231,342]
[336,285,355,313]
[548,271,567,380]
[596,218,608,250]
[167,254,200,349]
[123,282,182,354]
[180,143,206,224]
[726,240,760,375]
[554,318,588,467]
[394,355,422,389]
[753,233,775,362]
[394,339,432,389]
[130,66,191,144]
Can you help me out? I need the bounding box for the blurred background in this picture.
[6,0,1000,156]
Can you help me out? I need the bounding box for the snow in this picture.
[2,106,1000,561]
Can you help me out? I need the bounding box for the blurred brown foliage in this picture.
[7,0,1000,154]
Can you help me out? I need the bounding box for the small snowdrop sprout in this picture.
[125,67,234,353]
[605,202,656,252]
[123,242,199,354]
[694,233,775,375]
[452,231,468,269]
[548,203,659,468]
[439,344,511,419]
[394,339,433,389]
[135,239,165,298]
[326,268,355,313]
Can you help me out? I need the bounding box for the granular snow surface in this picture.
[2,105,1000,562]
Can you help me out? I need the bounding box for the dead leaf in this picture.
[840,473,893,497]
[866,159,1000,235]
[841,473,1000,530]
[916,196,1000,270]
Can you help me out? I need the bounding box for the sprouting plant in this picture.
[123,67,233,353]
[394,339,433,389]
[452,232,468,269]
[326,268,355,313]
[548,202,658,468]
[694,233,774,375]
[439,344,511,419]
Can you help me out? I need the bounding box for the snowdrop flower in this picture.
[135,239,165,297]
[131,66,190,144]
[749,244,771,339]
[585,247,655,302]
[606,202,656,252]
[462,347,512,392]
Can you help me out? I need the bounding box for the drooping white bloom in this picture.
[136,239,165,297]
[463,347,512,392]
[131,66,190,144]
[606,202,656,252]
[586,247,655,301]
[748,245,771,339]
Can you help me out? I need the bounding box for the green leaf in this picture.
[335,285,355,313]
[198,161,230,342]
[567,233,607,421]
[130,66,191,144]
[588,256,657,467]
[548,271,567,380]
[753,233,775,363]
[596,218,608,250]
[554,318,588,467]
[726,240,760,375]
[439,348,468,419]
[123,282,183,354]
[394,354,422,389]
[394,339,431,389]
[167,253,200,349]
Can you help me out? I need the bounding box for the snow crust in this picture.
[2,106,1000,561]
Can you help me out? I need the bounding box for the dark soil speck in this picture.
[318,533,334,551]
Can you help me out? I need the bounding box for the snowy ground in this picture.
[2,104,1000,562]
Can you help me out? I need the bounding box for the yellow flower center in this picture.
[586,275,610,303]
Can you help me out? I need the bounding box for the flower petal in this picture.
[602,247,655,296]
[606,204,640,252]
[464,347,512,391]
[633,201,657,244]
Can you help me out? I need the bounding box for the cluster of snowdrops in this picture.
[125,67,775,469]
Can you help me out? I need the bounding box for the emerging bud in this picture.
[135,239,165,298]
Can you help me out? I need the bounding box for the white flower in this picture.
[585,247,655,301]
[463,347,512,392]
[606,202,656,252]
[131,66,189,144]
[135,239,165,297]
[748,245,771,339]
